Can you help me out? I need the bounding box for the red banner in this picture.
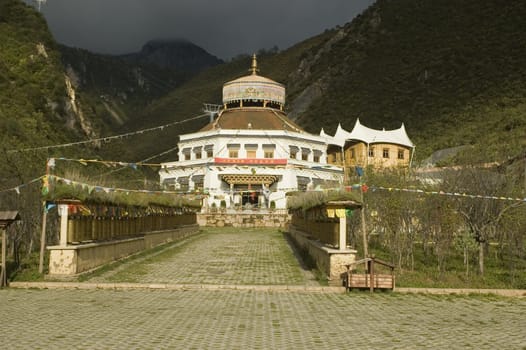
[214,157,287,165]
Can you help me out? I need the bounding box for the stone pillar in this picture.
[58,204,69,246]
[339,216,347,251]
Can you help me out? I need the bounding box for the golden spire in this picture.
[250,54,259,75]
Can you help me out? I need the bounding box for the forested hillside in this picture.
[59,39,222,133]
[0,0,79,185]
[292,0,526,162]
[133,0,526,165]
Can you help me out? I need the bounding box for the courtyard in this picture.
[1,227,525,349]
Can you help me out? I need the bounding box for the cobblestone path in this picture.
[1,288,524,349]
[3,228,525,349]
[88,227,316,285]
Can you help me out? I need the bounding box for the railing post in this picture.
[1,227,6,287]
[339,215,347,251]
[370,258,375,293]
[38,204,47,273]
[58,204,69,246]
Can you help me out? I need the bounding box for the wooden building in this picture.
[322,119,415,173]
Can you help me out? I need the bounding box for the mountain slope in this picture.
[59,39,224,137]
[131,0,526,165]
[120,39,223,72]
[289,0,526,161]
[0,0,85,184]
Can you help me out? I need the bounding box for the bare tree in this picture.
[443,166,519,275]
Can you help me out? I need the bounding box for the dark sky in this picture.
[30,0,375,59]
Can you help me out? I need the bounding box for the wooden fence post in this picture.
[1,227,6,287]
[0,211,20,287]
[38,203,47,273]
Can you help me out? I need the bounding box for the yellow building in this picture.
[322,119,415,172]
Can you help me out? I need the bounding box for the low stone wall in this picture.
[288,224,357,286]
[197,212,290,228]
[48,224,199,276]
[144,224,200,248]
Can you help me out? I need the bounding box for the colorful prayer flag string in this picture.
[369,185,526,203]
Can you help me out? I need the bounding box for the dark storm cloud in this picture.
[34,0,375,59]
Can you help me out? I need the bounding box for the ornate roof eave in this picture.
[325,118,415,149]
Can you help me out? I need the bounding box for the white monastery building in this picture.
[159,55,343,209]
[159,55,414,210]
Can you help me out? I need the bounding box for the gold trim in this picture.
[250,54,259,75]
[221,174,278,185]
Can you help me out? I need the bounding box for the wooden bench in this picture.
[344,256,395,292]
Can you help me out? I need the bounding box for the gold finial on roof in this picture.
[250,54,259,75]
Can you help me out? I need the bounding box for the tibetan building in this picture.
[322,119,415,174]
[159,55,343,209]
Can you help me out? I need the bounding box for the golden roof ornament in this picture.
[222,53,285,107]
[250,54,259,75]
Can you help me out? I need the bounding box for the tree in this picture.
[366,168,421,270]
[443,166,519,275]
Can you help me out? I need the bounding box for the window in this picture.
[264,150,274,158]
[192,175,204,192]
[289,146,299,159]
[205,145,214,158]
[263,144,275,159]
[227,144,240,158]
[350,148,355,159]
[368,147,374,157]
[313,150,322,163]
[193,147,202,160]
[182,148,191,161]
[297,176,310,191]
[398,149,405,160]
[177,177,189,192]
[245,144,257,158]
[301,148,310,161]
[383,148,389,159]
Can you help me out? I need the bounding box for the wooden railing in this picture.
[344,257,395,292]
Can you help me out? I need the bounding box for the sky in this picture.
[30,0,375,60]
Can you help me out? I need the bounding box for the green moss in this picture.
[43,177,202,209]
[287,190,361,211]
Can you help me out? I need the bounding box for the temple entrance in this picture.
[221,174,278,209]
[241,191,259,206]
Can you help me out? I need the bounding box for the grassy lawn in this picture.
[366,242,526,289]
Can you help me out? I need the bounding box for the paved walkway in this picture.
[87,227,317,285]
[1,288,525,349]
[2,227,526,349]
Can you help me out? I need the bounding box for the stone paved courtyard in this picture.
[2,227,525,349]
[87,227,314,285]
[1,288,525,349]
